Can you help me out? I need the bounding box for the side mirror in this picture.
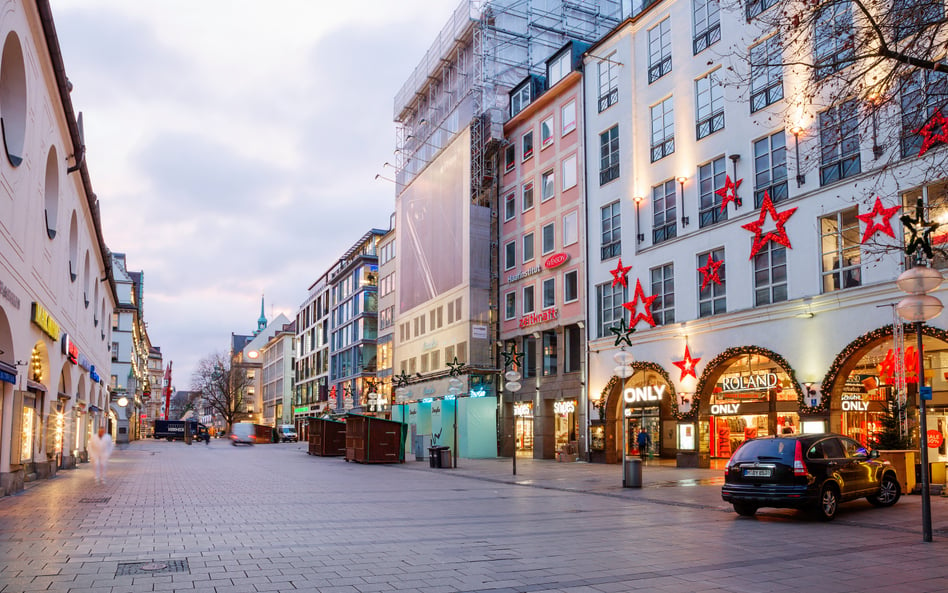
[869,449,880,459]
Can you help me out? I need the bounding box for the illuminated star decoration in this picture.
[609,258,632,288]
[901,197,937,259]
[447,356,466,377]
[393,370,411,390]
[672,345,701,381]
[741,192,797,260]
[610,323,636,347]
[715,174,743,213]
[857,197,900,244]
[622,279,658,329]
[501,344,524,370]
[697,253,724,291]
[913,109,948,157]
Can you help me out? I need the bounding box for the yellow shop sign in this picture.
[31,302,60,341]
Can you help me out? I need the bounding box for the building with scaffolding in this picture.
[390,0,623,460]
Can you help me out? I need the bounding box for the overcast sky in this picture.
[54,1,458,388]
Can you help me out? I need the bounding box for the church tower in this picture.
[255,294,267,336]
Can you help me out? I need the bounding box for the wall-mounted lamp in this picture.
[633,196,645,243]
[383,161,396,169]
[531,331,540,339]
[576,321,585,329]
[676,176,689,227]
[375,173,397,184]
[789,126,805,187]
[728,154,740,208]
[867,93,884,159]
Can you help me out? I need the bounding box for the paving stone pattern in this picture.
[0,440,946,593]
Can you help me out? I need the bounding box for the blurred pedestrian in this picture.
[88,427,114,485]
[637,426,651,461]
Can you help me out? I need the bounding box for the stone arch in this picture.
[692,345,803,419]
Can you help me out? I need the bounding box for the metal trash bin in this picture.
[623,458,642,488]
[439,447,452,469]
[429,447,442,468]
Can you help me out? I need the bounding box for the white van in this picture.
[278,425,298,442]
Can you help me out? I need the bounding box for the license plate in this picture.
[743,468,772,478]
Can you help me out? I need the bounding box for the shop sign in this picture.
[0,360,15,385]
[513,403,532,416]
[470,388,487,398]
[0,278,20,310]
[928,430,944,449]
[423,387,436,395]
[710,403,741,415]
[77,353,92,372]
[293,406,308,415]
[554,401,576,414]
[719,373,778,392]
[90,366,100,383]
[544,253,570,270]
[422,339,439,351]
[472,325,488,339]
[519,308,558,329]
[507,265,542,284]
[31,302,60,341]
[61,335,78,365]
[841,394,869,411]
[623,385,666,405]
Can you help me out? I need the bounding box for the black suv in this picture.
[721,433,901,520]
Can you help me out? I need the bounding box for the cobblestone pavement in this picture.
[0,439,947,593]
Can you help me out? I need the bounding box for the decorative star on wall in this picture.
[672,345,701,381]
[610,323,636,347]
[610,258,632,288]
[393,370,411,390]
[622,279,658,329]
[901,197,937,259]
[858,197,900,244]
[914,109,948,157]
[697,253,724,291]
[501,344,523,370]
[447,356,466,377]
[715,174,743,213]
[741,192,797,260]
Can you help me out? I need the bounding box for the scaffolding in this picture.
[392,0,622,199]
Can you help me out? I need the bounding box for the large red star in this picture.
[672,345,701,381]
[914,109,948,156]
[697,253,724,291]
[715,175,742,213]
[857,197,900,244]
[622,279,658,329]
[742,192,797,260]
[610,258,632,288]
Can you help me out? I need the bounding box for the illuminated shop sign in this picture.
[470,388,487,398]
[90,366,100,383]
[623,385,666,405]
[514,403,532,416]
[519,308,558,329]
[719,373,778,392]
[61,335,78,365]
[294,406,308,414]
[841,394,869,411]
[507,265,542,284]
[31,302,60,341]
[554,400,576,414]
[710,403,742,415]
[544,253,570,269]
[77,353,92,372]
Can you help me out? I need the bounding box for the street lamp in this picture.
[896,264,943,543]
[505,370,523,475]
[614,350,634,486]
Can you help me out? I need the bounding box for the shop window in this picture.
[542,330,557,376]
[596,281,627,339]
[754,242,787,305]
[820,207,861,292]
[697,248,726,317]
[650,263,675,325]
[522,335,537,378]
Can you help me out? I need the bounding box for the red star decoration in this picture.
[741,192,797,260]
[622,279,658,329]
[697,253,724,291]
[609,258,632,288]
[715,175,743,213]
[914,109,948,156]
[672,345,701,381]
[857,197,900,244]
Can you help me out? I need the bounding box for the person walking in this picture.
[88,426,114,485]
[637,426,651,461]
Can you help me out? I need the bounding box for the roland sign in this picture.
[623,385,666,405]
[719,373,779,392]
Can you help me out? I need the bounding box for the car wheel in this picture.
[868,474,901,507]
[816,484,839,521]
[733,503,758,517]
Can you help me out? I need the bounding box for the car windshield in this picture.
[730,438,795,463]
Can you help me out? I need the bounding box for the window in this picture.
[903,181,948,268]
[541,170,555,201]
[548,51,570,86]
[523,335,537,379]
[693,0,720,55]
[820,100,861,185]
[600,201,621,260]
[504,144,515,172]
[505,292,516,320]
[820,208,861,292]
[893,0,944,40]
[697,248,726,317]
[652,180,678,244]
[562,100,577,135]
[511,84,531,117]
[598,53,619,112]
[698,157,727,227]
[814,2,854,79]
[750,35,783,112]
[0,33,27,167]
[43,147,59,239]
[562,154,577,190]
[542,331,557,376]
[648,19,672,83]
[523,285,535,314]
[542,277,555,309]
[504,192,516,221]
[695,71,725,139]
[746,0,778,20]
[542,222,555,254]
[599,126,620,185]
[563,211,578,246]
[901,68,948,158]
[523,232,535,263]
[522,131,534,161]
[650,97,675,162]
[564,324,581,373]
[504,241,516,270]
[650,263,675,326]
[541,116,554,148]
[564,270,578,303]
[753,131,788,206]
[596,281,627,338]
[754,242,787,306]
[522,182,534,212]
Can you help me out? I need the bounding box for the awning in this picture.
[27,380,47,392]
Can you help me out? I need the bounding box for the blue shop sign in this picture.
[90,365,100,383]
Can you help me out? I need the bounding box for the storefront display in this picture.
[553,400,576,453]
[514,402,533,453]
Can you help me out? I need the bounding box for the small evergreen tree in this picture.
[872,398,911,450]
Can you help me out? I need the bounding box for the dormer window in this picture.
[547,51,570,86]
[511,83,531,117]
